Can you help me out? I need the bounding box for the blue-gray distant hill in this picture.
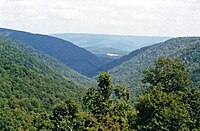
[51,33,170,51]
[0,28,105,77]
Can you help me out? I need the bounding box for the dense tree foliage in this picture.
[135,58,200,130]
[37,62,199,130]
[0,42,86,129]
[32,72,136,130]
[51,99,81,130]
[83,72,135,130]
[181,88,200,129]
[136,86,191,130]
[143,58,191,92]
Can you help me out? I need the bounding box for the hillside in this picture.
[0,35,95,86]
[108,37,200,88]
[170,42,200,86]
[0,28,105,77]
[0,41,86,128]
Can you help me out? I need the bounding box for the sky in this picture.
[0,0,200,36]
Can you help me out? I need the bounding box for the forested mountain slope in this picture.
[108,37,200,87]
[0,28,105,77]
[0,35,95,86]
[0,41,86,129]
[170,42,200,87]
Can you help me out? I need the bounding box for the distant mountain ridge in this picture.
[0,28,105,77]
[51,33,170,51]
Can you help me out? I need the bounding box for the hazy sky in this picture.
[0,0,200,36]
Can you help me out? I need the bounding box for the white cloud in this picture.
[0,0,200,36]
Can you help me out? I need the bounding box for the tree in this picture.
[34,72,135,130]
[98,72,113,100]
[51,98,81,130]
[83,72,113,116]
[32,113,54,130]
[180,88,200,129]
[83,72,136,130]
[136,86,191,130]
[143,58,191,93]
[136,58,199,130]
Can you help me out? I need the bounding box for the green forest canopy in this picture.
[0,41,86,129]
[0,47,199,130]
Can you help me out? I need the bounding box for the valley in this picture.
[51,33,170,61]
[1,0,199,130]
[0,28,199,130]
